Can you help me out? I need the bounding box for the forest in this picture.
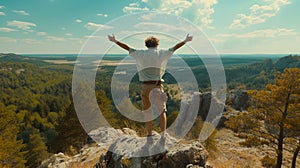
[0,53,299,167]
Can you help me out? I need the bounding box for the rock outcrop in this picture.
[40,127,209,168]
[176,90,249,129]
[39,144,107,168]
[92,128,208,168]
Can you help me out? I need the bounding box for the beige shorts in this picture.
[141,84,168,112]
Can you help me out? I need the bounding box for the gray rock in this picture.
[39,144,107,168]
[195,92,225,127]
[197,92,211,120]
[122,128,138,137]
[89,127,124,146]
[166,141,208,167]
[39,152,70,168]
[172,90,249,131]
[226,89,249,111]
[172,92,201,138]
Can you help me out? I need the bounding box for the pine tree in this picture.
[52,102,88,155]
[0,103,26,168]
[24,131,49,167]
[96,90,118,127]
[226,68,300,168]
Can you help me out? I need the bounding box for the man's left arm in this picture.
[170,34,193,52]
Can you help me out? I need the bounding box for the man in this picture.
[108,34,193,144]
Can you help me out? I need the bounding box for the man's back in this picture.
[129,48,173,81]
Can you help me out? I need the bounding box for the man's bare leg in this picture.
[160,110,167,134]
[151,88,167,138]
[159,110,167,147]
[146,121,152,136]
[144,109,153,136]
[144,109,154,144]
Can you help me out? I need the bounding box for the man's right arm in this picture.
[108,34,131,51]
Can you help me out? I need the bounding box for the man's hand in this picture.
[183,34,193,43]
[108,34,117,43]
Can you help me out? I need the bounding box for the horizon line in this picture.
[10,53,300,55]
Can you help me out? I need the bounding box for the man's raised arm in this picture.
[108,34,131,51]
[170,34,193,52]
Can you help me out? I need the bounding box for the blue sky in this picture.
[0,0,299,54]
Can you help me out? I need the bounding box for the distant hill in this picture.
[0,53,49,66]
[225,55,300,89]
[242,55,300,71]
[0,53,26,61]
[274,55,300,70]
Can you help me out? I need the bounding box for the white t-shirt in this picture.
[129,48,174,82]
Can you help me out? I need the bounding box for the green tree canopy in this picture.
[24,131,49,168]
[0,103,26,168]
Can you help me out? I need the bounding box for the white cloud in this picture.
[37,32,47,36]
[0,12,5,16]
[160,0,192,15]
[230,0,291,29]
[129,3,139,7]
[75,19,82,23]
[216,28,298,40]
[209,37,225,43]
[21,38,42,44]
[0,6,5,9]
[84,22,113,30]
[134,22,190,32]
[142,0,149,3]
[65,33,72,36]
[97,13,108,17]
[130,0,218,29]
[47,36,66,42]
[12,10,30,16]
[0,27,16,32]
[7,20,36,30]
[84,35,103,39]
[139,13,160,21]
[0,37,17,43]
[123,3,149,13]
[195,0,218,29]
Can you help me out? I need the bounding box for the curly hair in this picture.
[145,36,159,48]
